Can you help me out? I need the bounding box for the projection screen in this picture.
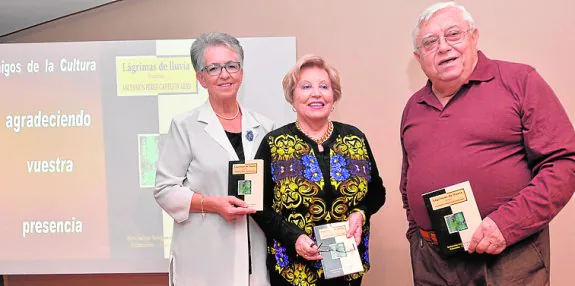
[0,37,296,274]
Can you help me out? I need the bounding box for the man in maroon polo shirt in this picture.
[401,2,575,285]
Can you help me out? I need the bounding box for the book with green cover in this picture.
[313,221,363,279]
[228,159,264,211]
[421,181,482,256]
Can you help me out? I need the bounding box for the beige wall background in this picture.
[2,0,573,285]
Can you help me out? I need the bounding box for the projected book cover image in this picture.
[421,181,482,256]
[228,159,264,211]
[313,221,363,279]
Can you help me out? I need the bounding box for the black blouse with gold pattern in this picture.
[252,122,386,285]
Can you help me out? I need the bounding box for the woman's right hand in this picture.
[295,235,322,261]
[204,196,256,222]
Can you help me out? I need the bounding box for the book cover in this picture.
[228,159,264,211]
[313,221,364,279]
[421,181,482,256]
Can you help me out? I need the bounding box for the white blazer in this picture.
[155,101,274,286]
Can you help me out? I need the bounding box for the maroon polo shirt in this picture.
[400,51,575,245]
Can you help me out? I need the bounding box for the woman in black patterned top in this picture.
[252,55,386,286]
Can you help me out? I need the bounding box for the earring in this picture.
[331,105,335,112]
[292,106,296,112]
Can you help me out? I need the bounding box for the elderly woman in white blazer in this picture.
[154,33,274,286]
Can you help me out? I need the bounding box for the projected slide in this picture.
[0,38,295,274]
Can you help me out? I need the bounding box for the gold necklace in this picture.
[296,120,334,146]
[214,102,240,120]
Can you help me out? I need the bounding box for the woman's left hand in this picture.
[347,212,364,245]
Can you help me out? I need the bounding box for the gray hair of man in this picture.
[412,2,475,51]
[189,32,245,72]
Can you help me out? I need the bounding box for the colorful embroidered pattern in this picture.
[266,129,373,283]
[302,154,323,182]
[362,233,370,264]
[273,240,290,268]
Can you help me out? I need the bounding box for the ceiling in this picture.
[0,0,119,37]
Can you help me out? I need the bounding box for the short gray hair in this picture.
[412,2,475,51]
[190,32,244,72]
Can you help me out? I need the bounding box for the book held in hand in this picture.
[228,159,264,211]
[421,181,482,256]
[313,221,364,279]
